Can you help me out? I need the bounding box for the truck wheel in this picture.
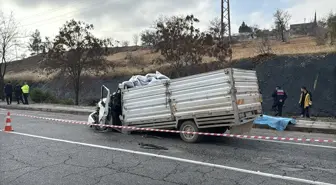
[179,120,203,143]
[92,112,108,131]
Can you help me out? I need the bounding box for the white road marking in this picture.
[2,130,334,185]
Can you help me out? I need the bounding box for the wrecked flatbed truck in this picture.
[88,68,262,143]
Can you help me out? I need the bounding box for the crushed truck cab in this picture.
[88,68,262,143]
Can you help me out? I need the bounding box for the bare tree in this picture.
[45,19,112,105]
[251,24,261,39]
[273,9,291,42]
[256,33,273,55]
[0,11,20,100]
[121,40,129,47]
[206,17,230,63]
[208,17,222,40]
[20,53,27,59]
[133,34,139,46]
[326,13,336,45]
[314,13,336,45]
[314,22,328,45]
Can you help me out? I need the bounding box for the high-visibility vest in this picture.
[21,85,29,93]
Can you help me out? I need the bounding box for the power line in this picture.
[20,0,105,27]
[17,0,85,21]
[19,0,107,28]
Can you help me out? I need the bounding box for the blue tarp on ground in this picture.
[253,115,296,131]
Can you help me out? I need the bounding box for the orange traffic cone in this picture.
[4,112,13,132]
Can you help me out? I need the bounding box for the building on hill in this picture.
[290,11,318,36]
[232,32,254,41]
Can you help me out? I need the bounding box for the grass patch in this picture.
[30,88,74,105]
[5,69,60,82]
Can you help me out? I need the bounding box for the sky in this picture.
[1,0,336,56]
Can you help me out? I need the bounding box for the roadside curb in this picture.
[254,123,336,134]
[0,105,92,116]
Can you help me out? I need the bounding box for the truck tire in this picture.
[179,120,203,143]
[92,112,108,131]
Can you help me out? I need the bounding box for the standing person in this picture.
[271,86,287,116]
[14,83,23,104]
[299,86,312,118]
[271,86,279,113]
[4,81,13,105]
[259,89,263,105]
[21,82,30,105]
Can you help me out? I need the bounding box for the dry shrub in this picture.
[314,27,328,46]
[256,35,273,55]
[125,52,145,66]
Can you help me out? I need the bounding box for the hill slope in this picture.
[5,36,335,82]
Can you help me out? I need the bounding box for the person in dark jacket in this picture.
[14,83,23,104]
[271,86,279,112]
[4,81,13,105]
[271,86,287,116]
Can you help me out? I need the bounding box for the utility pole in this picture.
[221,0,232,62]
[221,0,231,42]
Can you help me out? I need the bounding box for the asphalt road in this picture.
[0,109,335,185]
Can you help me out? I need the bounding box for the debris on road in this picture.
[142,134,163,139]
[138,142,168,150]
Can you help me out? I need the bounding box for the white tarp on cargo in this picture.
[120,71,170,88]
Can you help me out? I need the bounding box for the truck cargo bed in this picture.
[120,68,262,130]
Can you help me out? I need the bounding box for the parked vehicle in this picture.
[88,68,262,143]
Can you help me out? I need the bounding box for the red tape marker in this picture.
[10,113,336,144]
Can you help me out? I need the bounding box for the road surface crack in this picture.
[4,150,33,168]
[162,163,180,180]
[6,159,69,184]
[92,171,119,185]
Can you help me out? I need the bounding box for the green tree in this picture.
[140,29,159,46]
[28,29,43,55]
[155,15,205,75]
[41,36,52,53]
[238,21,253,33]
[45,19,112,105]
[155,15,229,75]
